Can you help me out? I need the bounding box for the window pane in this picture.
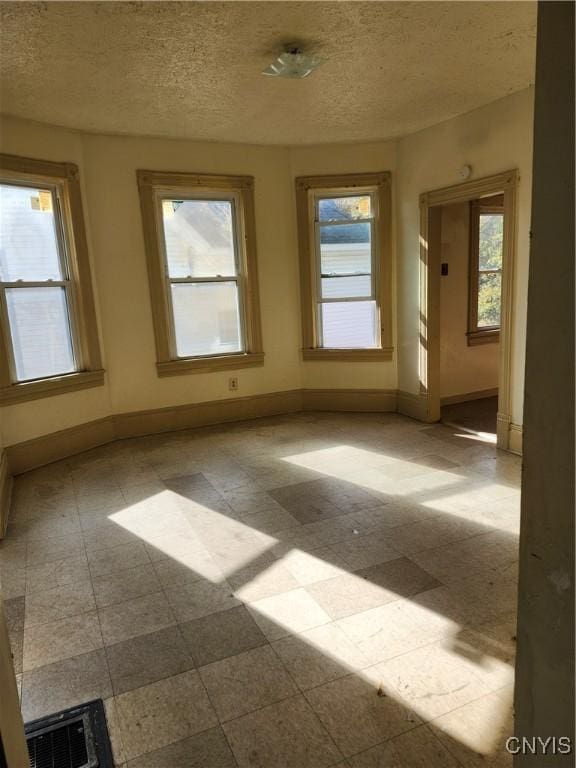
[321,275,372,299]
[321,300,377,348]
[0,184,63,281]
[5,287,75,381]
[479,213,504,271]
[477,272,502,328]
[171,281,242,357]
[162,199,236,278]
[320,223,371,275]
[319,196,371,221]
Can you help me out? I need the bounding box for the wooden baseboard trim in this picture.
[4,386,462,480]
[397,390,432,422]
[114,389,303,439]
[0,451,12,539]
[508,423,523,455]
[5,390,302,475]
[440,388,499,406]
[302,388,397,412]
[7,417,116,477]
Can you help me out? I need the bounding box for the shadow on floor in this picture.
[442,396,499,435]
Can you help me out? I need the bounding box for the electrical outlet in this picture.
[229,377,239,392]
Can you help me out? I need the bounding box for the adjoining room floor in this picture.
[1,412,520,767]
[442,396,499,436]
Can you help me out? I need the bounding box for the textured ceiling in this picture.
[0,1,536,145]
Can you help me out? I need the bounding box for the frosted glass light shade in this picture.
[262,50,322,79]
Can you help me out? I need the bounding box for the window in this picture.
[137,171,263,375]
[0,154,103,403]
[295,172,392,361]
[468,196,504,345]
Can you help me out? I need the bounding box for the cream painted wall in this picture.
[439,202,499,399]
[396,86,534,426]
[0,117,113,445]
[81,133,301,415]
[0,87,533,448]
[288,141,397,391]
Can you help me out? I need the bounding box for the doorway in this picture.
[438,194,504,440]
[419,170,518,450]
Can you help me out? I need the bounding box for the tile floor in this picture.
[0,412,520,767]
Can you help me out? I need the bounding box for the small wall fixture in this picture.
[458,165,472,180]
[262,46,322,79]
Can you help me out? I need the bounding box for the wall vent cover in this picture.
[25,700,113,768]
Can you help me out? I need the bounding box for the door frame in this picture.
[418,169,519,450]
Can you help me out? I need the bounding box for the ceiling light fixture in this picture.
[262,45,322,79]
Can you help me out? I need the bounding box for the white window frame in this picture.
[157,188,248,360]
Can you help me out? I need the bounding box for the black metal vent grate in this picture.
[25,700,112,768]
[27,718,88,768]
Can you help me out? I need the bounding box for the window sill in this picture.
[302,347,394,362]
[157,352,265,377]
[0,369,105,405]
[467,329,500,346]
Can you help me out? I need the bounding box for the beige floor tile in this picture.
[305,669,421,757]
[239,506,301,534]
[306,567,407,622]
[24,580,96,628]
[87,541,151,578]
[26,532,85,566]
[279,547,349,586]
[21,649,112,721]
[384,517,480,555]
[4,596,25,634]
[0,564,25,598]
[165,580,240,622]
[9,630,23,675]
[98,591,176,646]
[375,641,493,721]
[223,695,342,768]
[429,687,514,766]
[273,623,370,690]
[3,412,520,767]
[347,724,460,767]
[25,514,82,541]
[223,488,284,514]
[337,600,437,665]
[92,563,162,608]
[23,611,103,671]
[114,670,218,760]
[330,533,402,570]
[142,530,210,562]
[200,644,299,721]
[130,726,237,768]
[104,697,127,767]
[83,525,140,553]
[228,558,300,602]
[0,539,27,571]
[180,605,266,666]
[152,548,224,587]
[106,625,194,694]
[25,553,90,594]
[248,587,332,640]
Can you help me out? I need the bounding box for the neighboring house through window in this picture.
[295,172,393,361]
[137,170,263,375]
[0,154,104,404]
